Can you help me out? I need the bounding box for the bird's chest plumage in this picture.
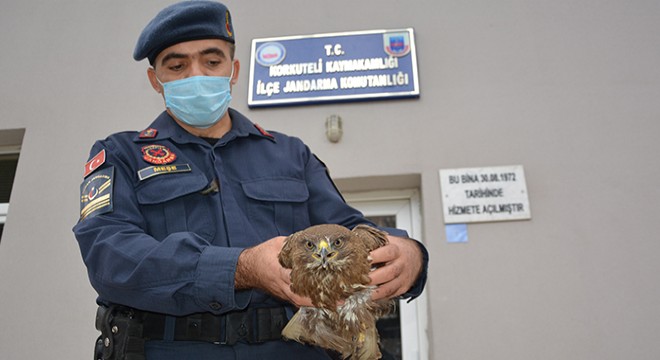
[290,257,370,310]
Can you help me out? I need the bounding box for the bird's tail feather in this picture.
[281,310,306,342]
[355,324,382,360]
[281,308,355,358]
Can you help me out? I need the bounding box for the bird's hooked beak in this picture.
[317,240,331,269]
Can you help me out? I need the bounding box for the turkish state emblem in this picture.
[141,144,177,165]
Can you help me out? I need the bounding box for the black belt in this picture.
[115,306,289,345]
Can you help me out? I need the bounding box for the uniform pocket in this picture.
[241,177,310,237]
[135,172,215,241]
[135,171,208,205]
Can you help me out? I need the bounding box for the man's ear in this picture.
[230,59,240,86]
[147,67,163,94]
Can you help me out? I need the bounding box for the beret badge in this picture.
[226,10,233,38]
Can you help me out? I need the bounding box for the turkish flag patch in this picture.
[83,149,106,178]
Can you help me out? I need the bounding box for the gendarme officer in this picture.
[73,1,428,359]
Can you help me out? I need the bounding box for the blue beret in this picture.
[133,1,235,64]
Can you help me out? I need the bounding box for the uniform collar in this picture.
[133,108,276,144]
[226,108,276,143]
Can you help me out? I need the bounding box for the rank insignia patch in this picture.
[254,123,274,139]
[141,144,177,165]
[139,128,158,138]
[83,149,106,178]
[138,164,192,181]
[80,166,114,220]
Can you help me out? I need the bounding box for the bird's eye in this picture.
[333,238,343,247]
[305,240,314,249]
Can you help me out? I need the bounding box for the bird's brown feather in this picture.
[278,224,394,359]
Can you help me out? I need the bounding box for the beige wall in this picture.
[1,1,659,359]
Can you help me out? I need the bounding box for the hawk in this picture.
[278,224,394,360]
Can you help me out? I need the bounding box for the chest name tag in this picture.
[138,164,192,181]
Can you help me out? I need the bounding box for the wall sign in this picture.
[248,28,420,107]
[439,165,532,224]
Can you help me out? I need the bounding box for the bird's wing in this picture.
[351,224,389,251]
[278,233,298,269]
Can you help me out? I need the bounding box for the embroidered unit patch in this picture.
[141,144,177,165]
[80,166,114,220]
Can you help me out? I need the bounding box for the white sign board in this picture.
[439,165,531,224]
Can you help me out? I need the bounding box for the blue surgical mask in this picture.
[158,68,233,128]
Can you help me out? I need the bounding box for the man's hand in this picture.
[235,234,423,305]
[369,235,424,301]
[235,236,313,307]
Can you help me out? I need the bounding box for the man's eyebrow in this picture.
[158,47,228,67]
[159,52,188,66]
[200,47,227,59]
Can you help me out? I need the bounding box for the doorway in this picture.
[344,189,429,360]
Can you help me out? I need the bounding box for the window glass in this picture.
[0,154,19,203]
[0,153,20,242]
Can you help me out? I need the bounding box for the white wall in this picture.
[1,1,659,359]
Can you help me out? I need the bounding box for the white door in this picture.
[344,189,429,360]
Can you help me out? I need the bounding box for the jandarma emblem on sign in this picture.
[383,32,411,57]
[248,28,419,107]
